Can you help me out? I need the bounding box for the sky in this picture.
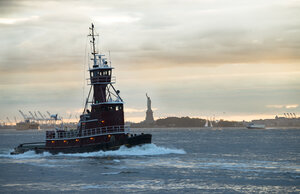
[0,0,299,123]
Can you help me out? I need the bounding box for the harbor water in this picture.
[0,128,299,193]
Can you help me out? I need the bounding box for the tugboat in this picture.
[11,24,152,155]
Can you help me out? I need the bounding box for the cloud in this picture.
[94,15,140,25]
[266,104,299,109]
[266,105,284,109]
[124,107,158,113]
[124,108,145,113]
[0,15,39,24]
[0,0,300,122]
[1,0,300,73]
[286,104,299,109]
[66,108,84,115]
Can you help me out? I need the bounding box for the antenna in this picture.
[109,50,112,66]
[88,23,99,68]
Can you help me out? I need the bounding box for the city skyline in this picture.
[0,0,299,122]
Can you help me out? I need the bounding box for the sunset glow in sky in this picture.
[0,0,299,123]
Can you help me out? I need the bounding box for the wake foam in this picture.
[0,150,52,159]
[58,144,186,157]
[0,144,185,159]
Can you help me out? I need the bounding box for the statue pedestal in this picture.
[145,109,154,124]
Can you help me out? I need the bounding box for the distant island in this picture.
[129,116,245,128]
[127,94,300,128]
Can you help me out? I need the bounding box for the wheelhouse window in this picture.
[116,105,123,111]
[108,106,116,111]
[91,71,100,77]
[101,106,107,111]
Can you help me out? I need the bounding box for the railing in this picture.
[46,125,130,140]
[87,76,116,85]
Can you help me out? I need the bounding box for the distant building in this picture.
[252,115,300,127]
[145,93,154,124]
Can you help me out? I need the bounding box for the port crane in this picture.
[29,111,36,120]
[6,117,12,124]
[68,113,72,121]
[38,111,45,120]
[47,111,59,120]
[34,111,39,119]
[19,110,28,120]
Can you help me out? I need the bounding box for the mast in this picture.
[89,23,98,68]
[82,23,125,127]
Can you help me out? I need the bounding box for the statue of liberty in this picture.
[146,93,151,111]
[145,93,154,123]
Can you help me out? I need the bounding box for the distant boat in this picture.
[16,119,39,130]
[204,119,213,128]
[247,123,265,129]
[204,119,209,127]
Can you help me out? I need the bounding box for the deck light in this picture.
[90,137,95,140]
[64,140,67,143]
[76,139,80,142]
[101,120,105,123]
[51,141,55,143]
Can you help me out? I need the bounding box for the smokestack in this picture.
[284,113,287,118]
[293,113,297,118]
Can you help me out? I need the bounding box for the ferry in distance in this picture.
[247,123,266,129]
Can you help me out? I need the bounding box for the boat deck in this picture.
[46,125,130,140]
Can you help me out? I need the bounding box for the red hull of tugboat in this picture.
[11,133,152,155]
